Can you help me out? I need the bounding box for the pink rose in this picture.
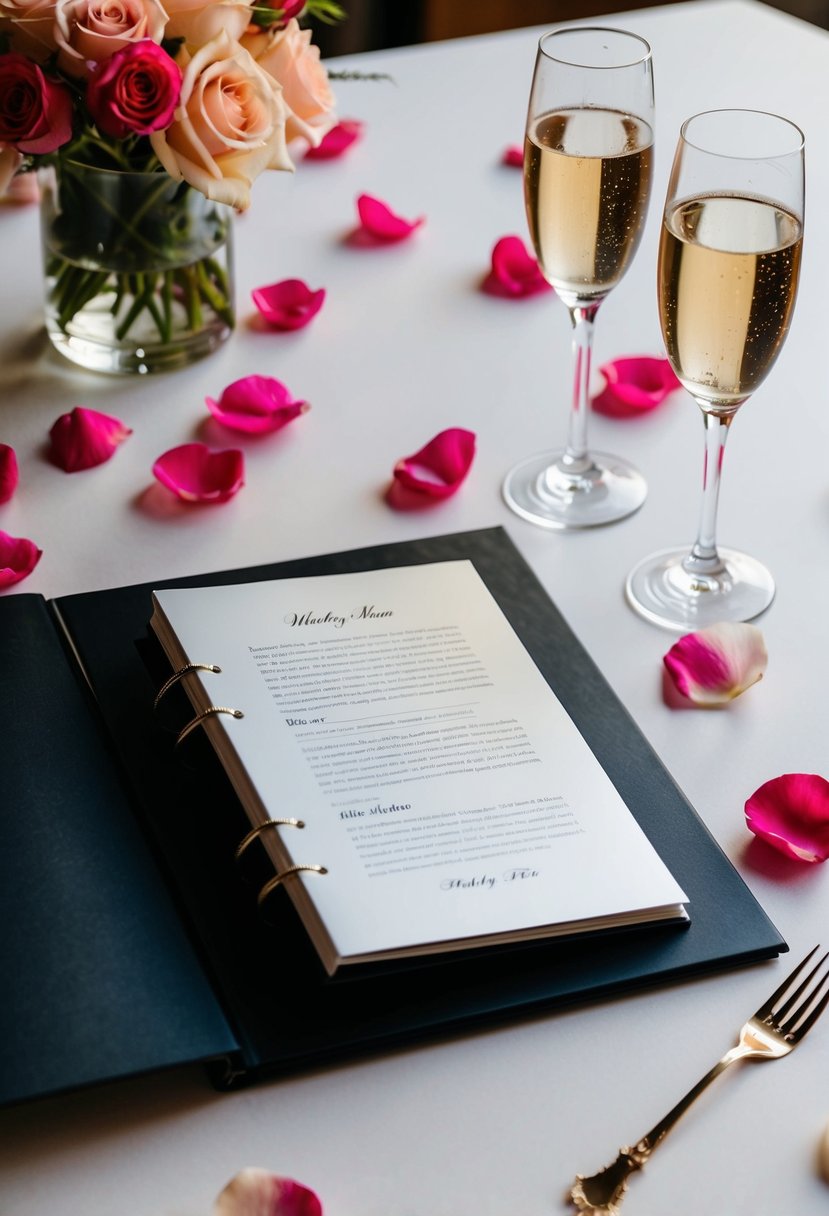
[150,30,292,212]
[0,52,73,153]
[0,0,57,59]
[87,40,181,137]
[242,18,336,146]
[55,0,166,77]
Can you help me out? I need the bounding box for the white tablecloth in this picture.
[1,2,828,1212]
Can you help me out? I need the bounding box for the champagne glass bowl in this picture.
[626,109,804,629]
[502,26,654,529]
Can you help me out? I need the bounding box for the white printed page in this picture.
[153,562,686,970]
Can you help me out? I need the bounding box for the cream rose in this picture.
[241,17,336,147]
[150,30,293,212]
[162,0,251,49]
[55,0,167,77]
[1,0,57,60]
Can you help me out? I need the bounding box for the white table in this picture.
[2,2,828,1212]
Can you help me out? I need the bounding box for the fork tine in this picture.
[781,965,829,1041]
[771,950,829,1024]
[754,946,819,1020]
[771,950,829,1027]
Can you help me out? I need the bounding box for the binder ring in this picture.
[257,864,328,908]
[175,705,243,747]
[154,662,221,710]
[235,818,305,864]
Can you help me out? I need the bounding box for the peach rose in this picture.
[163,0,251,48]
[241,18,336,147]
[150,30,292,212]
[55,0,166,77]
[0,0,57,59]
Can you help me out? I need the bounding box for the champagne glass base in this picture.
[502,449,647,530]
[625,545,775,631]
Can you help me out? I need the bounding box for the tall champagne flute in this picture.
[626,109,804,629]
[502,27,654,529]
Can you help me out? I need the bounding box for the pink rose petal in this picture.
[152,443,244,503]
[49,406,132,472]
[0,444,19,503]
[0,530,42,588]
[390,427,476,505]
[745,773,829,863]
[663,622,767,707]
[251,280,326,331]
[206,375,310,434]
[481,235,551,298]
[213,1168,322,1216]
[592,356,681,417]
[356,193,424,242]
[502,145,523,167]
[305,119,364,160]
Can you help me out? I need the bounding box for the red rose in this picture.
[86,40,181,139]
[0,52,73,153]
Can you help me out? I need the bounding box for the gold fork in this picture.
[570,946,829,1214]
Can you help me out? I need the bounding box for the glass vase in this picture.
[39,161,235,375]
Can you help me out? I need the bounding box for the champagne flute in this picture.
[502,27,654,529]
[626,109,804,629]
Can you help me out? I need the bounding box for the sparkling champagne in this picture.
[524,107,653,301]
[659,193,803,409]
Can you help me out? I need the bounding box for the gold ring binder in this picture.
[175,705,244,747]
[257,864,328,908]
[234,818,305,863]
[154,662,221,710]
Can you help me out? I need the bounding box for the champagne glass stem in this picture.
[683,407,735,581]
[562,302,600,474]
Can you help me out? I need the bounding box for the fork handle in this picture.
[570,1045,747,1213]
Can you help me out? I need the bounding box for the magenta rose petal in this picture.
[663,622,768,707]
[305,119,364,159]
[592,356,681,417]
[206,375,310,434]
[745,774,829,863]
[251,280,325,331]
[502,144,523,167]
[0,530,42,588]
[49,406,132,472]
[356,193,424,241]
[391,428,476,502]
[213,1168,323,1216]
[152,443,244,503]
[481,235,551,298]
[0,444,19,503]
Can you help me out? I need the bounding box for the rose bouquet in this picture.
[0,0,342,369]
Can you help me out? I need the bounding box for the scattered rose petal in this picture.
[213,1167,322,1216]
[251,280,325,331]
[305,119,364,159]
[0,444,18,503]
[49,406,132,472]
[390,427,476,505]
[206,375,310,434]
[745,773,829,863]
[502,145,523,167]
[663,622,767,706]
[592,356,681,417]
[152,443,244,503]
[481,235,551,298]
[1,171,40,205]
[356,193,424,242]
[0,530,42,588]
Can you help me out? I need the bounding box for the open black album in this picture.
[0,528,784,1108]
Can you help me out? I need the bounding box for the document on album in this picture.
[151,560,687,974]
